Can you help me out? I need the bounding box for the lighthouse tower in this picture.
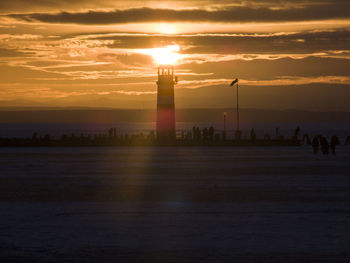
[156,66,176,141]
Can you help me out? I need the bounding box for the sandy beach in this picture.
[1,146,350,262]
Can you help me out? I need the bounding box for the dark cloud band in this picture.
[9,3,350,25]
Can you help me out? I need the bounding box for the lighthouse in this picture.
[156,66,177,141]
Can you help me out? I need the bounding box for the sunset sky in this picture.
[0,0,349,110]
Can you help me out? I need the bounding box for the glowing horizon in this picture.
[0,1,350,110]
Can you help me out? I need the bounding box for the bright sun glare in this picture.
[138,45,181,65]
[154,23,179,34]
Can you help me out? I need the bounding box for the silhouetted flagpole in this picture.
[229,78,239,132]
[223,112,227,135]
[236,83,239,131]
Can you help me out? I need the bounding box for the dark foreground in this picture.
[1,147,350,262]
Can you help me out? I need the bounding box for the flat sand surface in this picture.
[1,147,350,262]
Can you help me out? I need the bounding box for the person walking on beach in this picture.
[312,136,319,155]
[294,126,300,140]
[345,136,350,146]
[320,136,329,155]
[303,134,311,145]
[330,135,340,155]
[250,128,256,142]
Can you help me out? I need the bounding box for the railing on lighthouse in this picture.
[156,66,176,142]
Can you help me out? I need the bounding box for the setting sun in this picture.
[154,23,179,34]
[137,45,181,65]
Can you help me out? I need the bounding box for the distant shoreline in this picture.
[0,108,349,124]
[0,132,300,147]
[0,141,301,147]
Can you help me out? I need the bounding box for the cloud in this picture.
[116,90,156,95]
[85,29,350,55]
[0,48,35,57]
[0,25,15,28]
[0,34,42,40]
[3,0,348,12]
[176,76,350,89]
[9,3,350,25]
[179,56,350,81]
[0,0,121,12]
[242,76,350,86]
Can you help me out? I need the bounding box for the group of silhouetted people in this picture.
[312,135,340,155]
[1,125,349,149]
[191,126,215,141]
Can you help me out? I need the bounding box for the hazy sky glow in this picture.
[0,0,349,110]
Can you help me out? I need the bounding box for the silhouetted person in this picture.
[312,136,319,155]
[293,126,300,140]
[108,128,113,137]
[320,136,329,155]
[303,134,311,145]
[345,136,350,146]
[250,128,256,141]
[330,135,340,155]
[209,126,214,141]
